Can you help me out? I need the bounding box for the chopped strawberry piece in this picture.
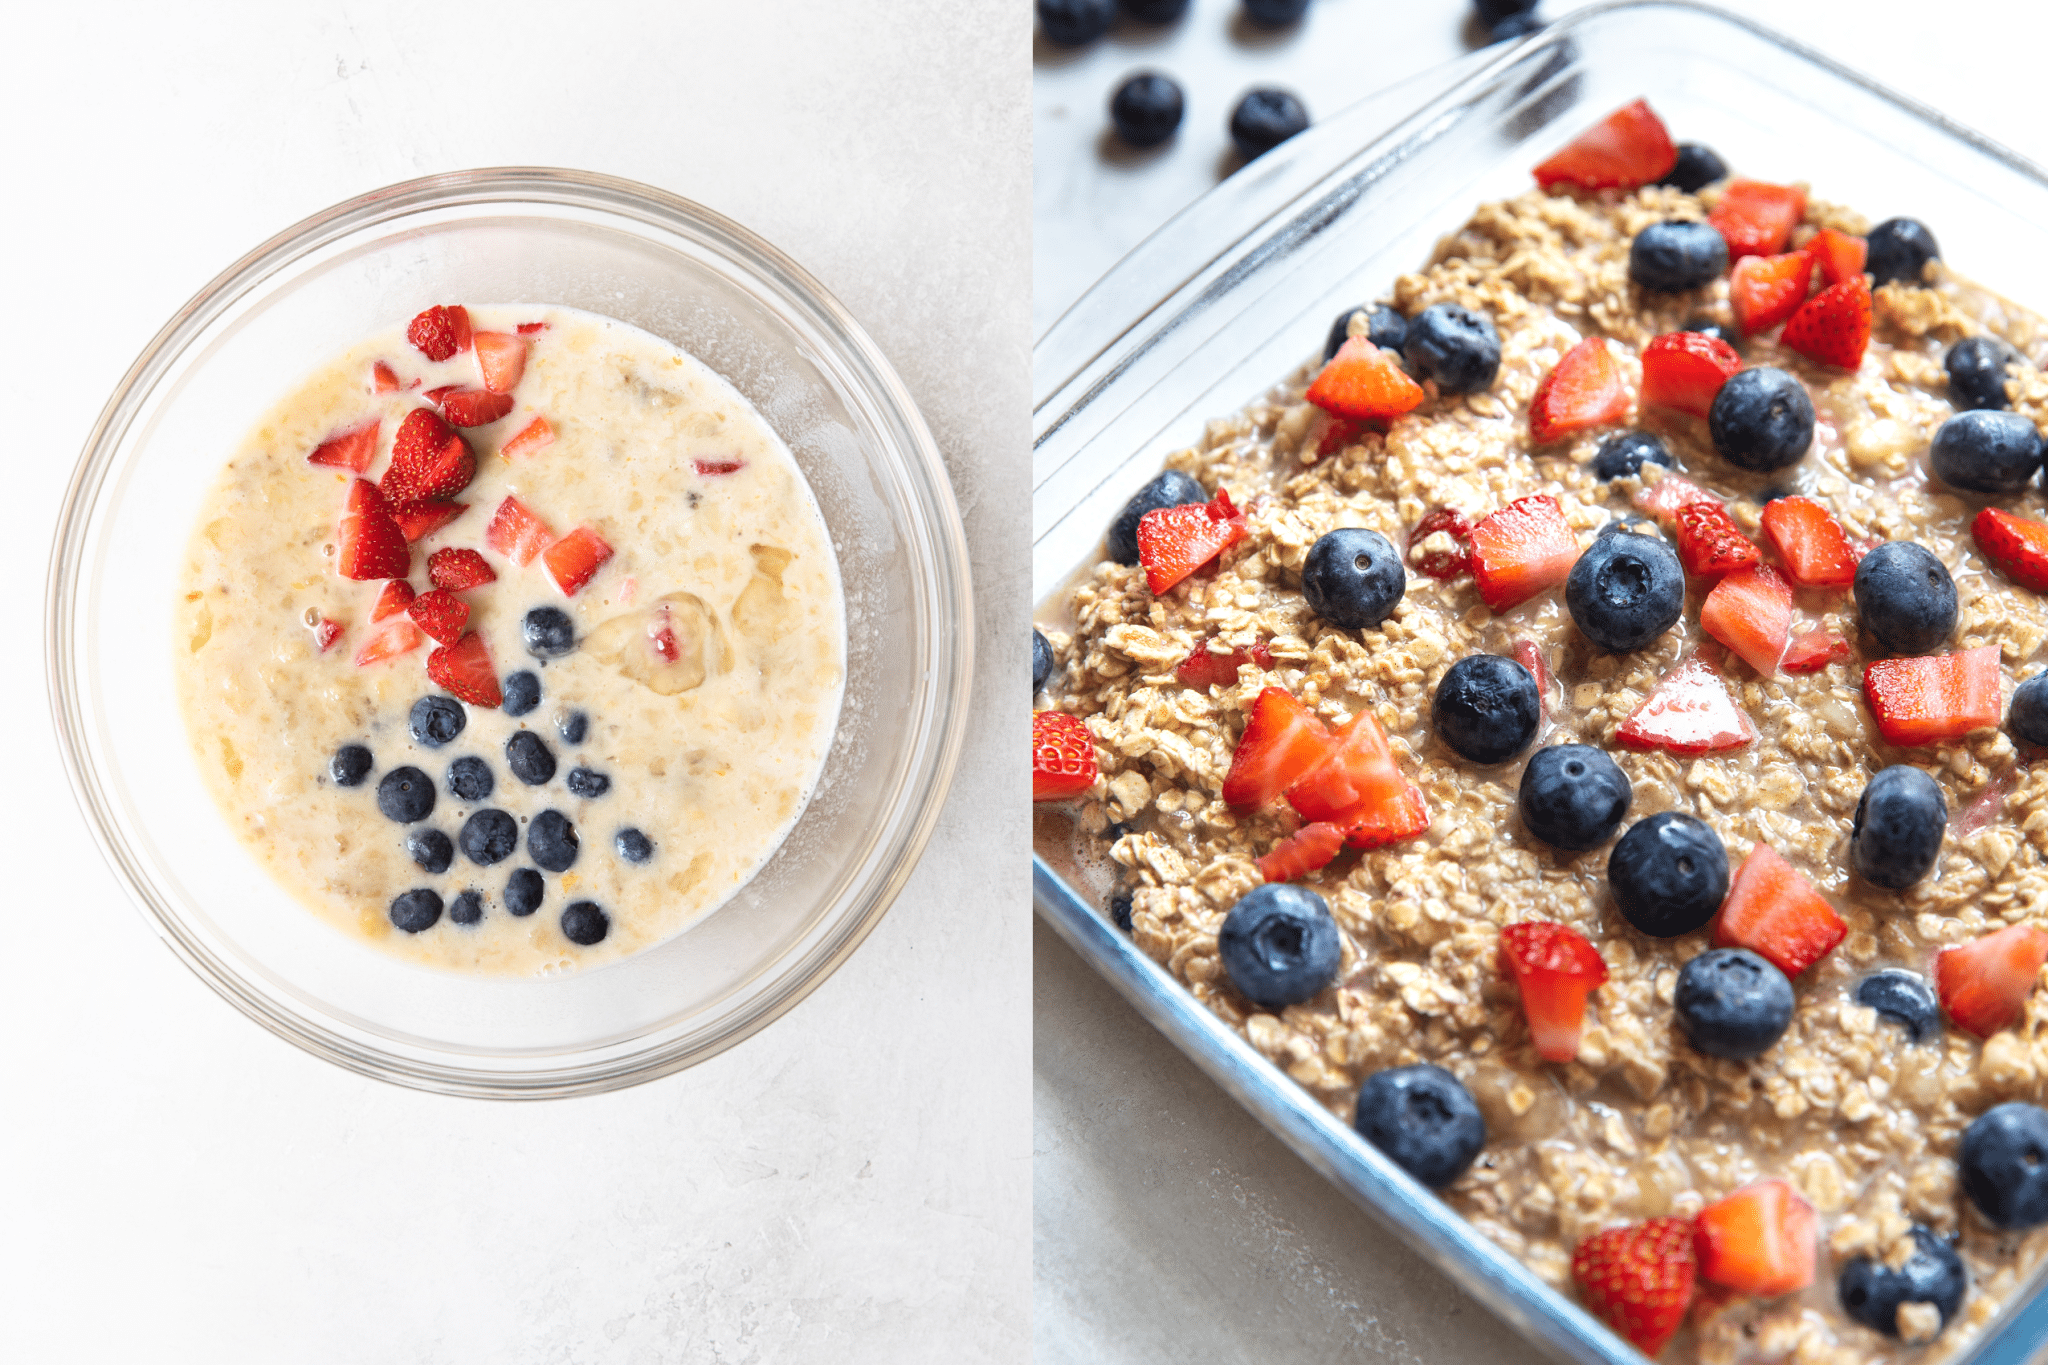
[1639,331,1743,418]
[1807,228,1868,288]
[426,631,502,706]
[516,321,548,335]
[336,478,410,581]
[407,588,470,645]
[694,458,746,475]
[352,615,424,667]
[1255,821,1348,883]
[345,478,387,517]
[1137,489,1249,595]
[1530,337,1630,444]
[370,579,416,622]
[1498,921,1608,1063]
[406,305,472,362]
[388,500,467,543]
[472,331,528,393]
[1306,337,1426,422]
[1033,711,1098,801]
[1531,99,1677,193]
[1514,639,1553,718]
[1973,506,2048,592]
[381,408,477,505]
[438,388,517,427]
[1714,841,1846,976]
[1781,277,1872,369]
[1709,180,1808,260]
[1701,565,1793,677]
[1221,687,1335,808]
[1761,496,1859,588]
[1617,653,1756,755]
[1305,412,1367,462]
[1781,628,1850,674]
[1634,472,1722,527]
[542,525,615,596]
[1694,1181,1817,1298]
[1286,709,1430,849]
[1937,924,2048,1037]
[423,385,460,405]
[1729,251,1815,335]
[1572,1217,1697,1356]
[1863,647,2002,747]
[485,496,556,566]
[1177,640,1274,690]
[312,617,344,652]
[371,360,402,394]
[1470,494,1579,611]
[308,418,380,473]
[1675,502,1761,579]
[427,547,496,592]
[500,416,556,460]
[1408,507,1474,580]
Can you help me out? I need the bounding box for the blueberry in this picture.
[559,710,590,745]
[409,695,466,748]
[1866,218,1940,288]
[565,767,610,799]
[1217,884,1341,1009]
[504,867,544,916]
[2011,673,2048,746]
[389,889,443,934]
[458,808,518,866]
[1855,969,1941,1043]
[330,744,373,787]
[1608,812,1728,937]
[1110,73,1183,149]
[1432,655,1540,764]
[561,900,610,946]
[1709,367,1814,471]
[501,669,542,717]
[1675,947,1794,1059]
[448,889,484,926]
[1229,88,1309,161]
[1681,316,1731,345]
[1037,0,1114,45]
[1948,335,2022,412]
[1301,528,1405,629]
[375,766,436,823]
[1519,745,1631,851]
[615,828,654,864]
[1403,304,1501,394]
[406,828,454,875]
[446,755,494,803]
[1628,220,1729,292]
[1242,0,1308,27]
[1854,542,1956,656]
[523,606,576,659]
[1850,766,1947,889]
[1473,0,1536,19]
[1485,11,1541,41]
[1566,531,1683,653]
[1838,1226,1966,1338]
[506,731,557,785]
[1929,409,2042,494]
[1120,0,1190,21]
[1657,143,1728,194]
[1591,430,1672,481]
[528,809,580,873]
[1325,304,1407,362]
[1033,629,1055,693]
[1960,1102,2048,1228]
[1110,889,1134,931]
[1352,1064,1486,1189]
[1108,470,1207,565]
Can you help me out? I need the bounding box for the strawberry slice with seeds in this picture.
[1177,639,1273,690]
[307,418,380,473]
[428,547,496,592]
[1781,628,1850,674]
[1694,1181,1817,1298]
[1531,99,1676,193]
[1408,507,1474,580]
[1937,924,2048,1037]
[425,631,502,707]
[1221,687,1335,808]
[1255,821,1347,883]
[1639,331,1743,418]
[1306,336,1425,421]
[1863,646,2001,747]
[1701,565,1792,677]
[1781,278,1872,369]
[381,408,477,505]
[1530,336,1629,444]
[1498,921,1608,1063]
[542,525,615,596]
[1709,180,1808,260]
[1033,711,1097,801]
[336,478,410,581]
[501,416,556,460]
[372,361,402,394]
[388,499,467,543]
[439,388,517,427]
[1617,653,1756,755]
[352,615,424,667]
[1761,496,1859,588]
[472,331,528,393]
[1730,251,1815,335]
[407,305,472,362]
[1714,841,1846,977]
[694,458,746,475]
[1634,472,1722,527]
[485,496,556,565]
[1973,506,2048,592]
[1675,502,1761,580]
[407,588,470,645]
[1137,488,1249,595]
[1572,1217,1697,1356]
[1807,228,1868,288]
[1470,494,1580,611]
[370,579,415,623]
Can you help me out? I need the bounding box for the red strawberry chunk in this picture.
[1177,639,1273,690]
[439,389,517,427]
[352,615,424,667]
[381,408,477,505]
[1709,180,1808,260]
[1701,565,1792,677]
[1639,331,1743,418]
[1221,687,1334,808]
[472,331,528,393]
[1634,472,1722,527]
[1781,277,1872,369]
[1408,507,1474,580]
[423,385,460,405]
[372,360,402,394]
[1714,841,1846,977]
[1531,99,1676,193]
[516,321,549,335]
[1572,1217,1697,1356]
[425,631,502,707]
[307,418,380,473]
[1137,489,1249,595]
[1305,337,1425,422]
[1730,251,1815,335]
[1973,506,2048,592]
[1255,821,1348,883]
[407,588,470,645]
[370,579,415,622]
[485,497,556,565]
[1675,502,1761,579]
[1761,496,1859,588]
[501,416,556,460]
[1694,1181,1817,1298]
[1618,653,1756,755]
[1514,639,1553,718]
[389,500,467,543]
[1807,227,1868,288]
[1937,924,2048,1037]
[1863,647,2001,747]
[406,305,472,362]
[1033,711,1098,801]
[336,479,410,581]
[1286,709,1430,849]
[312,617,344,652]
[694,458,746,475]
[1530,336,1629,444]
[1498,921,1608,1063]
[1470,494,1579,612]
[542,525,615,596]
[1781,628,1850,674]
[1305,412,1367,463]
[428,547,497,592]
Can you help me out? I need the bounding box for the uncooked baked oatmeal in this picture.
[1033,101,2048,1362]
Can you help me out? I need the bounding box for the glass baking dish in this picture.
[1032,3,2048,1361]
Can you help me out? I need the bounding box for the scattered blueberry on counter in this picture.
[389,888,444,934]
[504,867,545,916]
[506,731,557,786]
[1838,1226,1966,1337]
[1608,812,1728,937]
[528,810,580,873]
[1108,470,1207,566]
[1217,883,1340,1008]
[523,606,576,659]
[1038,0,1115,46]
[1675,947,1794,1060]
[409,695,466,748]
[1519,745,1631,851]
[559,710,590,745]
[561,900,610,946]
[2010,673,2048,746]
[1928,409,2042,494]
[446,755,494,802]
[1866,217,1940,288]
[1850,765,1947,890]
[615,828,654,864]
[1855,970,1942,1043]
[1628,220,1729,292]
[501,669,542,717]
[1324,304,1406,361]
[1657,143,1727,193]
[1034,629,1055,695]
[1352,1064,1486,1189]
[1402,304,1501,394]
[330,744,373,788]
[376,767,435,823]
[1947,335,2022,412]
[1566,531,1684,653]
[1709,367,1814,472]
[1960,1103,2048,1229]
[1854,542,1957,656]
[1110,73,1184,149]
[1591,431,1672,481]
[1228,88,1309,161]
[1301,528,1405,629]
[1432,655,1540,765]
[565,767,611,799]
[407,828,454,875]
[459,808,518,866]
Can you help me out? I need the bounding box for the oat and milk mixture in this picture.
[177,306,843,975]
[1038,140,2048,1360]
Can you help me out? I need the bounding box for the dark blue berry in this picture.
[1519,745,1631,851]
[1217,884,1341,1008]
[1352,1064,1486,1189]
[330,744,373,787]
[523,606,576,659]
[559,710,590,745]
[1033,629,1055,694]
[1629,220,1729,292]
[1110,73,1183,149]
[446,755,494,803]
[1658,144,1727,193]
[1302,528,1405,629]
[407,828,454,875]
[448,889,484,926]
[1472,0,1535,19]
[1037,0,1114,45]
[1485,11,1541,40]
[1566,531,1683,653]
[506,731,557,785]
[409,695,466,748]
[561,901,610,946]
[615,828,654,864]
[1110,890,1134,931]
[1242,0,1308,27]
[1229,88,1309,160]
[1108,470,1206,565]
[1929,409,2042,494]
[1960,1102,2048,1229]
[1432,655,1540,764]
[1403,304,1501,394]
[501,669,542,717]
[2010,673,2048,746]
[528,809,580,873]
[1121,0,1190,23]
[1592,430,1672,480]
[389,889,443,934]
[1850,766,1947,889]
[1608,812,1728,937]
[565,767,610,799]
[1682,316,1731,345]
[504,867,544,916]
[1838,1226,1965,1338]
[375,766,436,823]
[1709,367,1814,471]
[1675,947,1794,1059]
[1855,542,1956,656]
[1948,335,2022,412]
[1866,218,1940,288]
[459,808,518,866]
[1325,305,1407,361]
[1856,970,1941,1043]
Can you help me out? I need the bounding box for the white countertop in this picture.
[0,2,1027,1360]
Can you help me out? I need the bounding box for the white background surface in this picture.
[1034,1,2048,1362]
[0,3,1028,1361]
